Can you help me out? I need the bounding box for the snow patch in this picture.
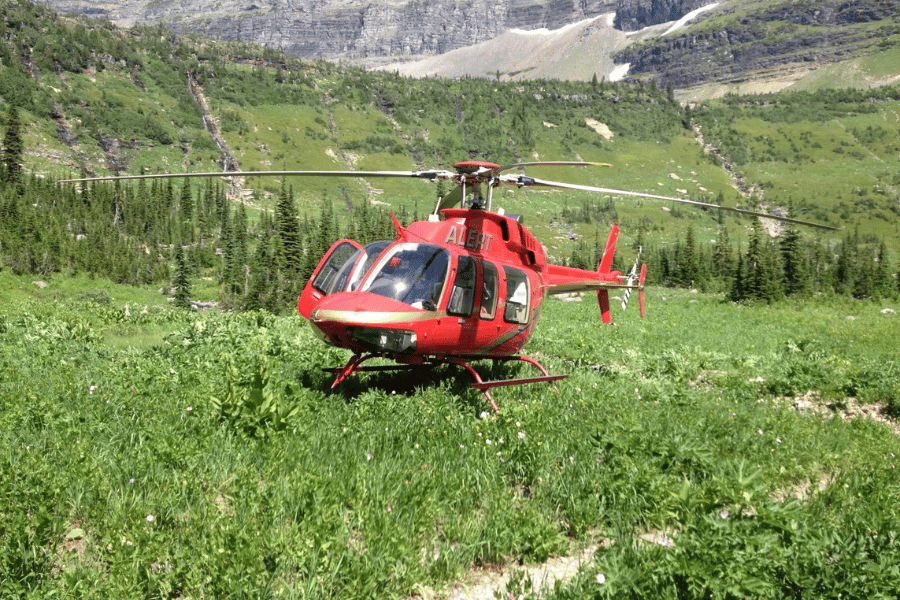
[663,3,720,36]
[610,63,630,81]
[508,14,603,37]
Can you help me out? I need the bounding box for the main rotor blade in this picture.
[493,161,612,175]
[505,176,837,231]
[58,169,455,184]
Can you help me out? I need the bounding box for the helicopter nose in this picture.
[307,292,429,353]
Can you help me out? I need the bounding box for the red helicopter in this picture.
[63,160,833,411]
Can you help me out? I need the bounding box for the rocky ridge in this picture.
[40,0,900,93]
[44,0,618,60]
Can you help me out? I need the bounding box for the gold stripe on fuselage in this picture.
[312,309,445,325]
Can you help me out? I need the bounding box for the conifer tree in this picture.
[2,105,24,183]
[247,229,278,312]
[852,247,875,300]
[873,240,894,299]
[780,225,810,296]
[275,184,302,275]
[172,245,192,309]
[833,228,859,295]
[759,239,783,303]
[228,202,249,301]
[677,224,701,289]
[744,226,764,300]
[712,225,734,280]
[179,180,194,244]
[730,251,746,302]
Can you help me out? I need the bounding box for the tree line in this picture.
[569,217,900,302]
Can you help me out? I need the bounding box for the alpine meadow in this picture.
[2,1,900,598]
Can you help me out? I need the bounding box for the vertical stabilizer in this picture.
[598,224,619,273]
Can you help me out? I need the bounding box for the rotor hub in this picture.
[453,161,500,174]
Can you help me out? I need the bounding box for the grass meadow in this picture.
[2,283,900,599]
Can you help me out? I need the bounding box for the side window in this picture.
[447,256,476,317]
[480,260,498,320]
[503,267,530,324]
[312,242,359,295]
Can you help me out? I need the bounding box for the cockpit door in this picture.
[297,239,362,318]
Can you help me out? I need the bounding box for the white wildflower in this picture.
[518,431,526,440]
[595,573,606,585]
[146,514,155,523]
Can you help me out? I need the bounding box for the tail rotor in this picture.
[621,247,646,317]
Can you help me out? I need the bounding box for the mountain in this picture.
[41,0,617,60]
[40,0,900,98]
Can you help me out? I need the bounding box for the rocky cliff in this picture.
[613,0,710,32]
[45,0,617,59]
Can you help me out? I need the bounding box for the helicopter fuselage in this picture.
[298,208,550,359]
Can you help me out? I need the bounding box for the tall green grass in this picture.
[2,287,898,598]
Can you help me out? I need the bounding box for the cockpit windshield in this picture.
[361,243,450,310]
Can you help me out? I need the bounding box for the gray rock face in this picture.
[613,0,709,32]
[45,0,617,59]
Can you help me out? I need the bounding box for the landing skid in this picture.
[323,353,566,413]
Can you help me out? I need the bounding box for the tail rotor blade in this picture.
[621,247,642,311]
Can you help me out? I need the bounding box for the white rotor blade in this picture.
[622,247,641,311]
[58,169,456,184]
[494,161,612,175]
[503,176,837,230]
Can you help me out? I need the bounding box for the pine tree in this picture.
[744,226,764,300]
[873,240,894,299]
[712,225,734,280]
[759,239,783,303]
[780,226,810,296]
[852,247,875,300]
[677,224,701,289]
[2,106,24,183]
[172,245,192,309]
[730,251,746,302]
[275,184,302,275]
[179,180,194,232]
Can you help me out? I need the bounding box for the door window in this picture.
[480,260,499,320]
[447,256,476,317]
[504,267,530,324]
